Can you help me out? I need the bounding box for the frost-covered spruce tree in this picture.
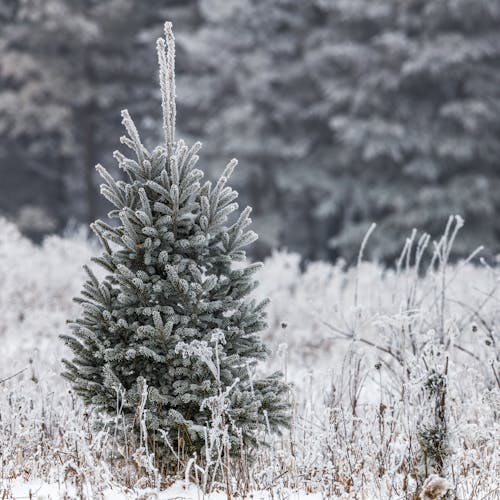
[62,22,289,462]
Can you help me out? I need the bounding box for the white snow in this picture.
[3,479,323,500]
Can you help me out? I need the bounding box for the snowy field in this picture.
[1,216,499,499]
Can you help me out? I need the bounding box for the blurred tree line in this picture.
[1,0,500,262]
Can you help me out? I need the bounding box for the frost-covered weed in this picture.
[1,217,499,498]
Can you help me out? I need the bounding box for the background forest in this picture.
[2,0,500,263]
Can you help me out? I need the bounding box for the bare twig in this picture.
[0,367,27,385]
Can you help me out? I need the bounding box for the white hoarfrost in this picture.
[0,217,499,498]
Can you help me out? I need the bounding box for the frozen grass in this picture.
[0,217,499,499]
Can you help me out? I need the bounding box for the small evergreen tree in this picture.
[61,22,289,464]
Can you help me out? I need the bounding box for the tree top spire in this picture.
[156,21,176,159]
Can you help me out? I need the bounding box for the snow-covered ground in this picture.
[1,217,499,498]
[4,479,324,499]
